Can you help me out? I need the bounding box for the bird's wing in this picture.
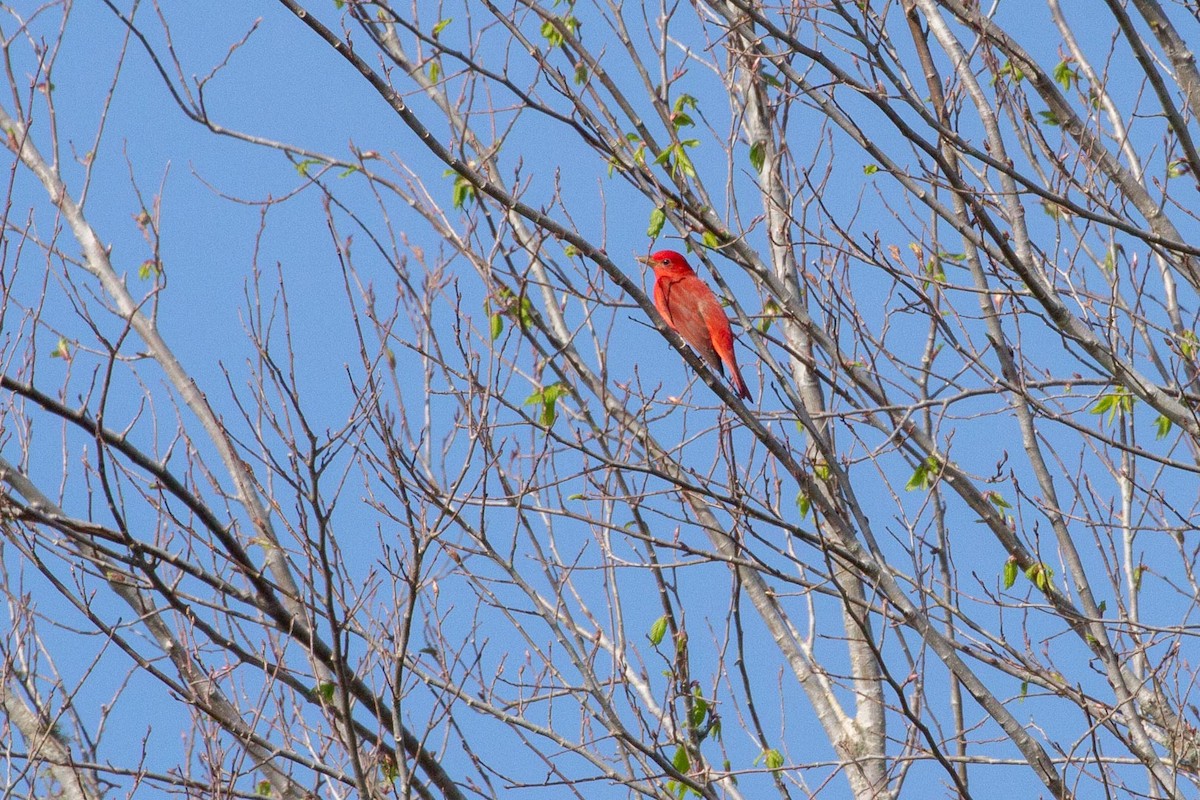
[653,278,675,328]
[701,294,736,355]
[665,277,724,371]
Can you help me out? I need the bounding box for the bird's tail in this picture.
[730,367,752,401]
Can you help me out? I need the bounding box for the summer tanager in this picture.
[637,249,752,400]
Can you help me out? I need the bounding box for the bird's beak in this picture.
[635,255,652,265]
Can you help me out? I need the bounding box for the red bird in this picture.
[638,249,752,400]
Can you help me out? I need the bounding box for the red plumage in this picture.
[637,250,752,401]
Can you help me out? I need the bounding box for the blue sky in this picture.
[5,1,1200,798]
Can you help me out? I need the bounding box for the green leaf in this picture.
[672,746,690,773]
[653,140,700,179]
[539,15,577,47]
[701,230,719,249]
[1041,201,1071,220]
[497,287,534,330]
[1090,387,1133,426]
[675,147,696,178]
[573,63,588,85]
[524,382,568,426]
[630,140,647,166]
[540,396,560,427]
[428,60,441,83]
[665,781,690,800]
[923,257,946,283]
[1133,564,1144,592]
[564,244,580,257]
[313,682,336,703]
[138,259,160,280]
[1053,60,1077,90]
[648,615,668,646]
[762,748,784,770]
[1101,244,1122,272]
[759,298,780,333]
[256,779,273,797]
[49,336,71,360]
[863,163,878,175]
[490,312,504,341]
[1037,110,1060,126]
[337,165,360,178]
[295,158,321,177]
[986,491,1012,510]
[673,94,698,113]
[749,141,766,174]
[906,462,929,492]
[1002,556,1018,589]
[1154,414,1172,440]
[1097,599,1106,615]
[647,207,666,238]
[450,174,475,209]
[796,492,811,519]
[688,691,708,729]
[671,111,694,129]
[905,455,941,492]
[1178,330,1198,360]
[540,19,563,47]
[1168,159,1191,178]
[432,17,452,37]
[991,59,1024,85]
[1025,563,1053,591]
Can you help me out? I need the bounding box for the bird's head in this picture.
[637,249,695,277]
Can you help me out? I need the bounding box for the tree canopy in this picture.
[3,2,1200,798]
